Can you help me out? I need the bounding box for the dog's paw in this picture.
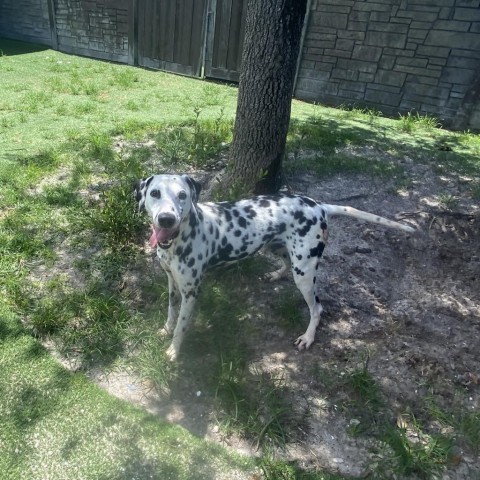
[158,326,172,338]
[294,334,314,351]
[165,343,178,362]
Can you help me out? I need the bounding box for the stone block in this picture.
[447,56,479,69]
[368,82,401,94]
[379,55,396,69]
[451,48,480,59]
[331,68,359,80]
[417,45,450,58]
[298,68,331,82]
[295,78,339,96]
[395,64,441,78]
[410,21,433,30]
[352,45,382,62]
[359,72,376,82]
[443,67,476,85]
[311,12,348,29]
[404,82,450,100]
[324,48,352,58]
[369,21,409,33]
[425,30,480,50]
[365,31,406,49]
[454,7,480,22]
[375,69,406,87]
[397,56,428,68]
[439,7,453,19]
[408,29,428,40]
[337,30,365,40]
[347,21,368,31]
[471,23,480,33]
[316,4,351,14]
[338,89,365,100]
[315,61,334,72]
[370,11,390,22]
[396,10,438,22]
[434,20,471,32]
[337,58,378,73]
[339,80,366,93]
[407,0,453,6]
[350,11,370,22]
[365,88,401,106]
[353,2,393,12]
[406,74,439,85]
[312,0,354,6]
[429,57,447,66]
[391,17,412,25]
[305,38,335,49]
[336,38,355,50]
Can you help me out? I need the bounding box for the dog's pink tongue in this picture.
[149,226,171,248]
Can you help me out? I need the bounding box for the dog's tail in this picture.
[324,204,416,233]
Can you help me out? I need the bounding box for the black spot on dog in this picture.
[315,295,321,303]
[175,246,184,256]
[179,244,192,263]
[234,230,242,237]
[244,205,257,218]
[259,199,270,208]
[187,258,195,268]
[192,269,198,278]
[297,254,303,260]
[302,196,317,208]
[221,236,228,246]
[238,216,247,228]
[309,241,325,258]
[321,221,327,231]
[294,267,304,276]
[293,210,307,224]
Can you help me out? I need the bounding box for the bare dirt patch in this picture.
[48,146,479,479]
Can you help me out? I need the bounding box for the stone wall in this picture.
[295,0,480,129]
[0,0,52,46]
[55,0,129,62]
[1,0,479,129]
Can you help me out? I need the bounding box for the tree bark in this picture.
[227,0,308,195]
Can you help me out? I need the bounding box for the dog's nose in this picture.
[157,213,176,229]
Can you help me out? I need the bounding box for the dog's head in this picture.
[134,174,201,249]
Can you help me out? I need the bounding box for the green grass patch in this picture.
[1,37,479,479]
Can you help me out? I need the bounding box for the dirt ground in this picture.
[75,146,479,478]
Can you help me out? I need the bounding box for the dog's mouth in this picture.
[149,225,179,249]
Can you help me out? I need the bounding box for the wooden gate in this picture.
[205,0,247,82]
[137,0,208,76]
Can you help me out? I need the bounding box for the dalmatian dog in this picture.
[135,174,415,361]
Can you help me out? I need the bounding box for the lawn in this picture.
[1,37,479,479]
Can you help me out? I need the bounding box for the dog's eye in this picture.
[150,189,161,199]
[178,191,187,200]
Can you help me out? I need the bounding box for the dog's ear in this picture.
[182,174,201,205]
[134,175,153,211]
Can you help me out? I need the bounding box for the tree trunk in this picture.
[227,0,308,195]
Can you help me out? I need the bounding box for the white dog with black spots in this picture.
[135,174,415,361]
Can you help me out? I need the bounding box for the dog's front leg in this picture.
[160,271,180,337]
[165,289,197,361]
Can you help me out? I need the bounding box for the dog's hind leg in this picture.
[292,261,323,350]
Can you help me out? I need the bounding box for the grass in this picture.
[1,37,480,479]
